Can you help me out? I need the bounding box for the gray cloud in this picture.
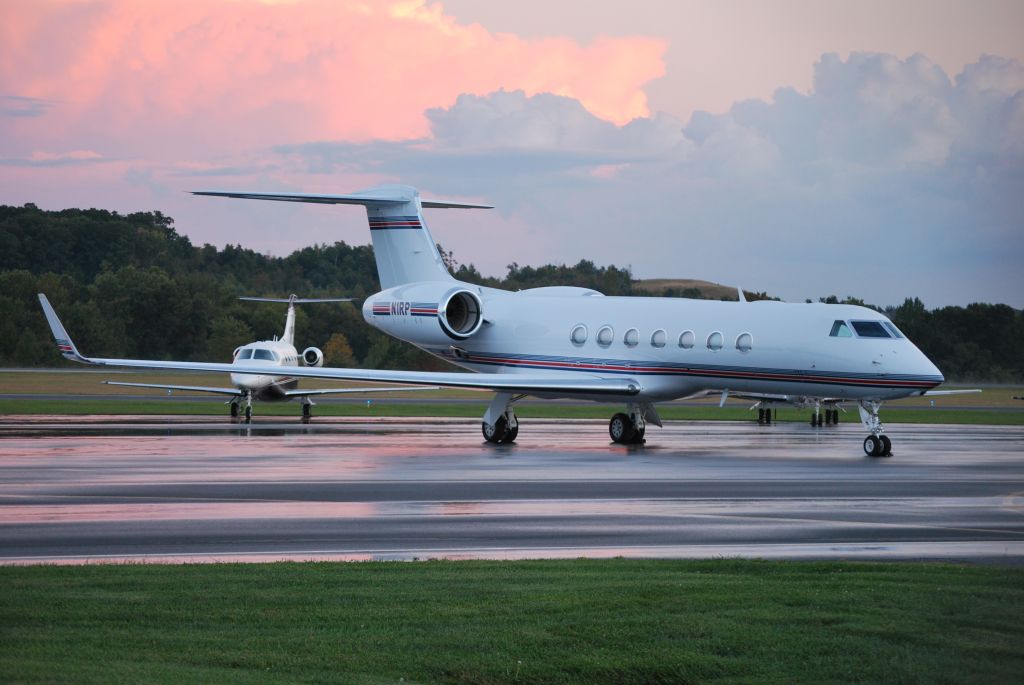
[274,54,1023,307]
[1,95,56,118]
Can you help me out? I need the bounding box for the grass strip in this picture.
[0,559,1021,684]
[0,398,1021,425]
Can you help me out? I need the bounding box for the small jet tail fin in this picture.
[193,185,492,289]
[37,294,89,363]
[239,295,353,346]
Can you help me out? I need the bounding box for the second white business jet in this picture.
[82,294,435,423]
[40,184,969,455]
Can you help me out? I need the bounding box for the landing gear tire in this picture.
[230,402,239,419]
[864,435,891,457]
[482,416,512,444]
[811,413,820,427]
[609,413,637,444]
[830,409,840,425]
[244,405,252,424]
[302,403,311,423]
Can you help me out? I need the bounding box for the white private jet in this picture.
[40,184,970,456]
[58,293,436,423]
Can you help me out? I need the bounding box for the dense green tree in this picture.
[1,203,1020,381]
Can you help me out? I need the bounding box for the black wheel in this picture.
[824,410,832,425]
[757,408,765,425]
[505,423,519,443]
[244,405,252,424]
[879,435,892,456]
[811,413,819,427]
[631,424,646,444]
[831,409,839,424]
[864,435,882,457]
[609,413,636,444]
[482,416,509,443]
[230,403,239,418]
[764,409,772,425]
[302,403,311,420]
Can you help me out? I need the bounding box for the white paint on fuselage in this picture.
[364,282,943,403]
[229,340,301,401]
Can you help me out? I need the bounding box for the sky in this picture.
[1,0,1021,308]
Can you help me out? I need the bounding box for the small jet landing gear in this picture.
[301,399,313,423]
[859,400,891,457]
[229,401,240,420]
[757,407,773,425]
[243,392,253,424]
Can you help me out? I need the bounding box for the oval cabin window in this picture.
[736,332,753,352]
[678,330,695,349]
[570,324,588,345]
[597,325,614,347]
[707,331,723,350]
[624,328,639,347]
[651,329,667,348]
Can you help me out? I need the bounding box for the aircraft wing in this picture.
[39,294,640,398]
[282,386,440,398]
[103,381,241,396]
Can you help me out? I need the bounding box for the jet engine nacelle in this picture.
[363,282,486,346]
[302,347,324,367]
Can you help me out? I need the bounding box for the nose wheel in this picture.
[864,434,892,457]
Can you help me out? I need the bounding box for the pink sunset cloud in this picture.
[0,0,665,162]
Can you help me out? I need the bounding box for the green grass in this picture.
[1,560,1021,683]
[1,398,1022,425]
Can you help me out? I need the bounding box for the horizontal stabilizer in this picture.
[192,190,492,209]
[239,296,353,304]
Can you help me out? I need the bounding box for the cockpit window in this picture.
[252,349,277,361]
[882,322,905,339]
[237,349,253,360]
[851,321,892,338]
[829,320,853,338]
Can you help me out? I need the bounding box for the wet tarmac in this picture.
[0,416,1022,565]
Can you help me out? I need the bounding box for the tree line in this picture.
[1,204,1020,381]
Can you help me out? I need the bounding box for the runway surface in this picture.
[0,416,1022,565]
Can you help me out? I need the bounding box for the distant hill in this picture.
[634,278,775,302]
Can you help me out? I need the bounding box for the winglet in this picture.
[37,294,89,363]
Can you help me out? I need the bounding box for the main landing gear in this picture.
[810,405,841,427]
[482,392,521,444]
[757,407,773,425]
[609,403,659,445]
[859,400,892,457]
[301,399,313,423]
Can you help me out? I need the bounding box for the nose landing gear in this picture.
[859,401,892,457]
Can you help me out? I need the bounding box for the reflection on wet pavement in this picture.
[0,417,1022,564]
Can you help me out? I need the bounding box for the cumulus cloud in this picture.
[0,0,664,161]
[276,53,1022,306]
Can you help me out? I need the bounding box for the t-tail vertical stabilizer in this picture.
[192,185,492,288]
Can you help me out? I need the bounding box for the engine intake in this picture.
[302,347,324,367]
[439,289,483,340]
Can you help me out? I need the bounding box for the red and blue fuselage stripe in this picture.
[435,348,943,390]
[368,216,422,230]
